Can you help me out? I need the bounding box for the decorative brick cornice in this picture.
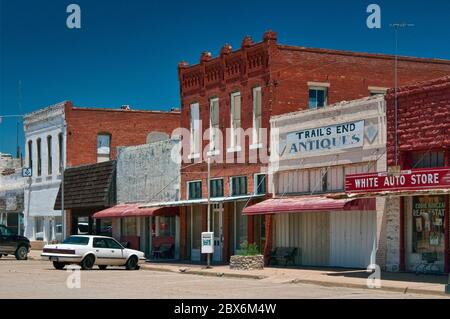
[24,101,67,126]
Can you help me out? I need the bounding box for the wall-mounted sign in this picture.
[285,120,364,155]
[22,167,32,177]
[201,232,214,254]
[345,167,450,193]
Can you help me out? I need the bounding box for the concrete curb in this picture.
[288,278,449,297]
[141,265,267,280]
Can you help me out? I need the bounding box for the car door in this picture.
[104,238,125,265]
[92,237,110,265]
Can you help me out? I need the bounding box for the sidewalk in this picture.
[30,250,450,297]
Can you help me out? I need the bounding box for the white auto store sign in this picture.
[286,120,365,155]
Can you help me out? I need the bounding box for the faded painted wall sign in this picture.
[285,120,364,155]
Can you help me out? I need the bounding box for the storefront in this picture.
[243,95,388,269]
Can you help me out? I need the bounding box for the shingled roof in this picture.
[54,161,116,210]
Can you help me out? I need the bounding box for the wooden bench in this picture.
[269,247,298,266]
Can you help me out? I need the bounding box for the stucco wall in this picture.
[116,139,181,203]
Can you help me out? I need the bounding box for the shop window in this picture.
[231,176,247,196]
[97,133,111,163]
[188,181,202,199]
[209,178,224,198]
[121,217,137,236]
[47,135,52,175]
[158,216,176,237]
[190,102,200,155]
[234,201,248,252]
[322,170,328,192]
[412,196,445,260]
[98,218,112,237]
[252,86,262,146]
[36,138,42,176]
[309,86,328,109]
[410,151,445,168]
[191,206,202,250]
[254,174,267,195]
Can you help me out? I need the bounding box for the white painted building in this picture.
[23,102,66,242]
[244,95,390,269]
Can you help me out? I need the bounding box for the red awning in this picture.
[93,204,179,219]
[242,196,376,215]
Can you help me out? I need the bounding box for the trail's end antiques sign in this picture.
[345,167,450,193]
[286,120,364,155]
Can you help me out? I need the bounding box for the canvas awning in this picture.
[93,203,179,219]
[242,196,376,215]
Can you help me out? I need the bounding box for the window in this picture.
[157,216,176,237]
[190,103,200,155]
[27,140,33,170]
[411,151,445,168]
[121,217,137,236]
[254,174,267,195]
[309,87,328,108]
[209,178,224,198]
[36,138,42,176]
[188,181,202,199]
[62,236,90,245]
[93,237,108,248]
[231,176,247,196]
[97,134,111,163]
[230,92,241,150]
[234,201,248,251]
[322,170,328,192]
[58,133,63,173]
[252,86,262,145]
[209,97,220,153]
[47,136,52,175]
[105,238,123,249]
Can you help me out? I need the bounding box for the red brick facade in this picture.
[64,102,180,167]
[177,30,450,263]
[385,76,450,168]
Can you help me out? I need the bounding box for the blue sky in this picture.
[1,0,449,156]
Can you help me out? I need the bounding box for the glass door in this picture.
[212,203,223,262]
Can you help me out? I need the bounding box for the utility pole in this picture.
[206,156,212,268]
[390,23,415,167]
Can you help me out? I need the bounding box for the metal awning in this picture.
[242,196,376,215]
[93,203,179,219]
[139,194,265,209]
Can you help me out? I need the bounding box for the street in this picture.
[0,257,447,299]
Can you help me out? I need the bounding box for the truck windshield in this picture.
[62,236,90,245]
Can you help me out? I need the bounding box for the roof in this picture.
[385,75,450,99]
[54,161,116,210]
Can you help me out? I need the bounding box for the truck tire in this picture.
[15,246,28,260]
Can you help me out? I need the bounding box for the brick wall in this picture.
[385,76,450,167]
[64,102,180,167]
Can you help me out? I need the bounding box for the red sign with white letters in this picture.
[345,167,450,193]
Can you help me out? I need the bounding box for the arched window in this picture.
[58,133,63,173]
[47,135,52,175]
[36,138,42,176]
[97,133,111,163]
[27,140,33,170]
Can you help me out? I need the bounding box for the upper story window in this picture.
[230,92,241,151]
[252,86,262,146]
[190,102,200,156]
[209,178,224,198]
[97,134,111,163]
[188,181,202,200]
[47,136,52,175]
[230,176,247,196]
[308,86,328,109]
[58,133,63,173]
[254,174,267,195]
[410,151,445,168]
[27,140,33,171]
[209,97,220,153]
[36,138,42,176]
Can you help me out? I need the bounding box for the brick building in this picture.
[173,30,450,264]
[24,101,180,242]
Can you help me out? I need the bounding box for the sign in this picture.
[285,120,364,155]
[201,232,214,254]
[22,167,32,177]
[345,167,450,193]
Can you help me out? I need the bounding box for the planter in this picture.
[229,255,264,270]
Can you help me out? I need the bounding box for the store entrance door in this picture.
[212,203,223,262]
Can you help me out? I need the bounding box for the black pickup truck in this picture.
[0,225,30,260]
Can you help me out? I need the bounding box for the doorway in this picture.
[212,203,223,262]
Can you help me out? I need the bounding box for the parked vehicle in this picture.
[0,225,31,260]
[41,235,145,270]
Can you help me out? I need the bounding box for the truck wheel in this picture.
[53,261,65,270]
[80,254,95,270]
[125,256,138,270]
[15,246,28,260]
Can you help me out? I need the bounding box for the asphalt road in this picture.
[0,257,446,299]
